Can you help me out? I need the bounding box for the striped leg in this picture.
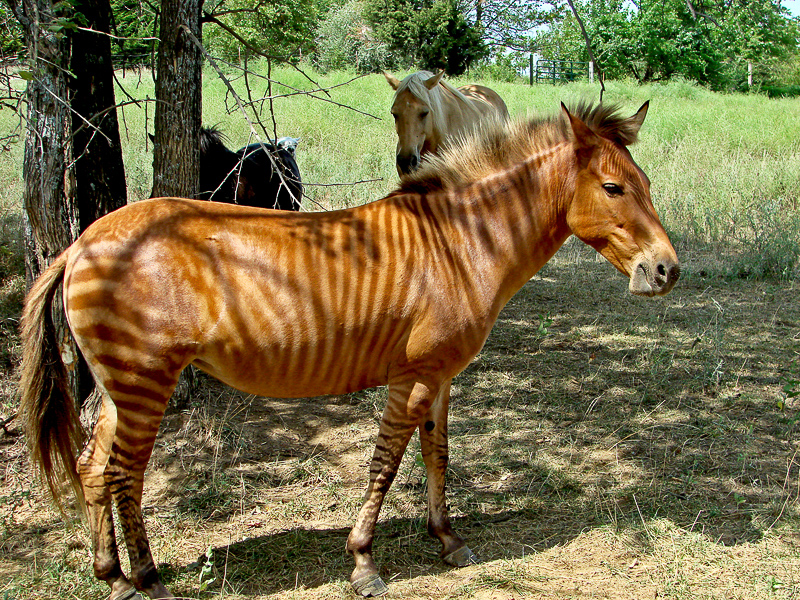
[78,393,138,600]
[106,385,174,600]
[419,380,478,566]
[347,380,437,597]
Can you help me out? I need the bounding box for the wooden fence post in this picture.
[530,54,534,86]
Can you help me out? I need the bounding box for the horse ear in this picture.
[424,70,445,90]
[626,101,649,136]
[562,102,600,155]
[384,72,401,90]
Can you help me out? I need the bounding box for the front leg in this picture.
[347,380,436,597]
[419,379,478,566]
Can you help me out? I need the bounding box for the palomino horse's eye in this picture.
[602,183,624,196]
[420,111,429,120]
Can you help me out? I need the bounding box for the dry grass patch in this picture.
[2,243,799,599]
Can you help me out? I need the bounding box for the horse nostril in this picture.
[657,262,681,289]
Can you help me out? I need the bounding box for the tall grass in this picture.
[3,65,800,279]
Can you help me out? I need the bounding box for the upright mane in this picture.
[398,102,643,194]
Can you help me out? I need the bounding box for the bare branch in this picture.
[76,26,159,42]
[200,12,328,97]
[565,0,605,102]
[180,25,386,209]
[200,13,292,62]
[199,52,381,121]
[43,85,112,144]
[179,23,300,206]
[303,179,384,187]
[685,0,721,26]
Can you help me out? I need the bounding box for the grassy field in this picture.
[1,65,799,599]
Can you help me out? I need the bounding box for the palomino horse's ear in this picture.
[626,101,649,136]
[424,70,445,90]
[384,72,401,90]
[561,102,600,155]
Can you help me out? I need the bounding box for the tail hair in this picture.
[18,250,85,512]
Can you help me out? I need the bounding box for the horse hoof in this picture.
[443,545,480,567]
[351,573,389,597]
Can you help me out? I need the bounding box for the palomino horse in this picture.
[385,70,508,175]
[20,102,679,600]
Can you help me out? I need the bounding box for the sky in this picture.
[783,0,800,17]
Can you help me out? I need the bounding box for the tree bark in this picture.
[8,0,129,422]
[151,0,203,408]
[69,0,128,415]
[151,0,202,199]
[70,0,127,233]
[7,0,77,282]
[8,0,82,421]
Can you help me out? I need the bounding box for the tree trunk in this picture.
[70,0,127,232]
[8,0,82,421]
[8,0,77,282]
[151,0,203,409]
[151,0,202,199]
[69,0,128,418]
[8,0,129,423]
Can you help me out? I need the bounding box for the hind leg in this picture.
[77,392,137,600]
[105,382,175,599]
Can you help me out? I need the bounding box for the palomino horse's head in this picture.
[563,102,680,296]
[385,71,445,176]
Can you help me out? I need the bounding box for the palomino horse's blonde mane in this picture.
[398,70,486,137]
[400,102,644,194]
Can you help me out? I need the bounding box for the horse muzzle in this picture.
[396,152,421,176]
[629,254,681,297]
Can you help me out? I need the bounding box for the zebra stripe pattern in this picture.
[19,102,679,599]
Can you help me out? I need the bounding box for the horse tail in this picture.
[19,249,85,512]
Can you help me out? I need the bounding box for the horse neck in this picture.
[432,141,575,306]
[433,85,479,141]
[425,87,457,150]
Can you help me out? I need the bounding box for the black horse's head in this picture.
[198,127,303,211]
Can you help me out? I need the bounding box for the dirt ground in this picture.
[1,242,799,599]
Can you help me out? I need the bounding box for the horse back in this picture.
[457,84,509,120]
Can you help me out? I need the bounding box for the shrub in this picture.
[314,1,396,74]
[470,52,527,82]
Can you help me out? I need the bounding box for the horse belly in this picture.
[193,327,401,398]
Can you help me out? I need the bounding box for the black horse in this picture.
[198,126,303,211]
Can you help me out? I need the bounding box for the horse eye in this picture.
[420,111,429,120]
[603,183,623,196]
[391,113,399,121]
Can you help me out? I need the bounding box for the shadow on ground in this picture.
[140,250,800,597]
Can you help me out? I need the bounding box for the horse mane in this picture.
[397,71,483,135]
[200,125,230,156]
[396,102,642,194]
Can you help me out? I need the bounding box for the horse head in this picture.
[385,71,445,176]
[563,102,679,296]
